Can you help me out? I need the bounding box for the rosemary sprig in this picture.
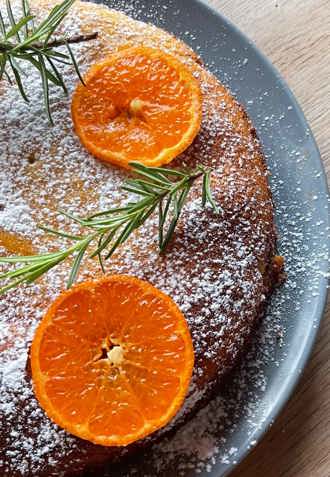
[0,0,98,123]
[0,163,219,294]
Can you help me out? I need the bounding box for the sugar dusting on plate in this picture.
[0,1,329,477]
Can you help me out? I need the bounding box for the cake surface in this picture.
[0,1,277,476]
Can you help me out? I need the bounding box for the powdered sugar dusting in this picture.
[0,1,329,477]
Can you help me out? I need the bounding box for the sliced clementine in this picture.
[71,46,202,169]
[30,275,194,446]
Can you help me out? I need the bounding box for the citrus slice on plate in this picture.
[31,275,194,446]
[71,46,202,169]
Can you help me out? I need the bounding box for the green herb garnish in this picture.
[0,0,97,123]
[0,162,218,294]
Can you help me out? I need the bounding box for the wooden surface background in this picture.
[206,1,330,476]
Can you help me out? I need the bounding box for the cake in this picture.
[0,1,279,475]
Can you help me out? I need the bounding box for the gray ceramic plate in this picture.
[96,1,330,476]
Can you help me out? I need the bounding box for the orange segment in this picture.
[71,46,202,168]
[30,275,194,446]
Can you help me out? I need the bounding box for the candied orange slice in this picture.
[71,46,202,169]
[31,275,194,446]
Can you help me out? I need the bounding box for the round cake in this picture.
[0,1,278,476]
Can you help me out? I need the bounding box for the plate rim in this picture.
[193,0,330,475]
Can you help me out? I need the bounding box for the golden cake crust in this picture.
[0,1,276,475]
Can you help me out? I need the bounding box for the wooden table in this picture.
[206,0,330,476]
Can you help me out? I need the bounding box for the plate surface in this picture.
[96,1,329,476]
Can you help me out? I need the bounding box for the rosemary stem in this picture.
[38,32,98,49]
[0,32,98,53]
[166,170,204,196]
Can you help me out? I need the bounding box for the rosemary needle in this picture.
[0,163,219,294]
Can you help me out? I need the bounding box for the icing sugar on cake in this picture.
[2,1,327,476]
[1,1,274,475]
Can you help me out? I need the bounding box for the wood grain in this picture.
[205,0,330,476]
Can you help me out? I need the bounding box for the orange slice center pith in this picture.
[71,46,202,169]
[31,275,194,446]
